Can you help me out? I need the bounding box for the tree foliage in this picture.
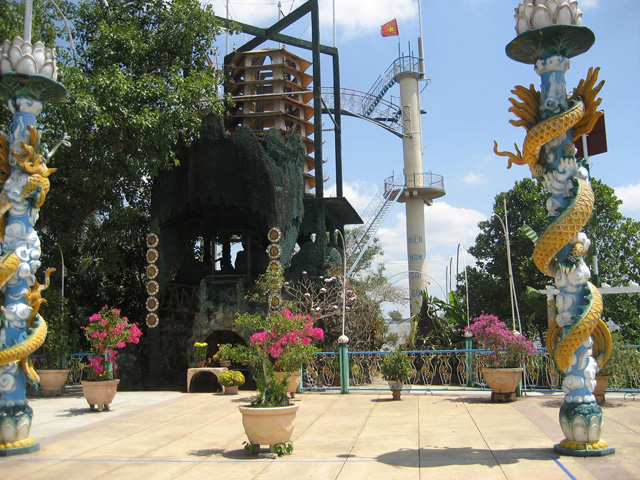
[1,1,227,368]
[465,178,640,344]
[249,239,406,352]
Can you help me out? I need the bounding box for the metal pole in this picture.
[332,0,336,47]
[225,0,229,56]
[311,0,322,199]
[23,0,33,43]
[333,53,343,197]
[503,198,522,333]
[57,243,65,305]
[335,229,349,394]
[457,244,470,327]
[494,211,516,331]
[417,0,425,78]
[465,332,473,386]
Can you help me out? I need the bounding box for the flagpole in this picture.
[417,0,425,77]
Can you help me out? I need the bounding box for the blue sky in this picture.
[210,0,640,316]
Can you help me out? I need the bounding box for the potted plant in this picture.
[218,370,245,395]
[219,309,323,455]
[380,349,413,400]
[213,344,231,367]
[193,342,208,367]
[81,305,142,411]
[465,313,536,402]
[35,290,75,396]
[595,332,640,405]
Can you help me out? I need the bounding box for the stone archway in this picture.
[205,330,247,359]
[203,329,256,390]
[188,370,222,393]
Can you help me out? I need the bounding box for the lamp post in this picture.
[334,229,349,394]
[455,244,473,385]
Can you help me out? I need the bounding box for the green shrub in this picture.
[218,370,245,387]
[380,349,412,383]
[599,333,640,389]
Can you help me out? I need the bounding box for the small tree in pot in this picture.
[465,313,536,402]
[380,349,413,400]
[218,309,323,455]
[35,290,77,396]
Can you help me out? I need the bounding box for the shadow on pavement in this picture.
[375,446,557,468]
[55,407,104,417]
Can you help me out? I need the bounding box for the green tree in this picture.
[1,0,227,357]
[466,178,640,344]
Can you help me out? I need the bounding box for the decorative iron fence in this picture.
[31,353,91,388]
[28,347,640,394]
[303,348,640,393]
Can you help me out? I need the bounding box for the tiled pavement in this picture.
[1,389,638,479]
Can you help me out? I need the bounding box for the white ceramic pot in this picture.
[482,367,523,402]
[275,371,302,398]
[239,404,299,451]
[81,379,120,411]
[36,369,69,396]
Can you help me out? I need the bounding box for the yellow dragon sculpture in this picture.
[494,67,611,373]
[0,126,55,386]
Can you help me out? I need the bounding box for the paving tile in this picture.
[1,390,637,480]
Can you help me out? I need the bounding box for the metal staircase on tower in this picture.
[320,57,426,138]
[345,174,405,276]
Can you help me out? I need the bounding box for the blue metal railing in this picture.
[363,55,422,116]
[302,348,640,394]
[30,353,91,390]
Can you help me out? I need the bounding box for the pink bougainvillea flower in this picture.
[84,305,143,380]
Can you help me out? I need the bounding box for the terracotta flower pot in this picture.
[36,369,69,396]
[482,367,523,403]
[81,379,120,411]
[388,381,404,400]
[275,371,301,398]
[239,404,299,452]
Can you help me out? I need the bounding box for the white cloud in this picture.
[460,172,488,186]
[326,181,379,213]
[327,183,486,317]
[579,0,600,9]
[208,0,419,40]
[615,182,640,215]
[207,0,277,29]
[319,0,419,39]
[372,201,485,316]
[424,201,486,248]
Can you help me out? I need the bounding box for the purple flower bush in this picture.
[83,305,142,380]
[465,313,536,368]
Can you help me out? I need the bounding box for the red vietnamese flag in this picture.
[381,19,399,37]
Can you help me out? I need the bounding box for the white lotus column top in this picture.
[0,36,57,80]
[515,0,584,35]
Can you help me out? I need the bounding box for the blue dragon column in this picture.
[0,32,66,455]
[494,1,614,456]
